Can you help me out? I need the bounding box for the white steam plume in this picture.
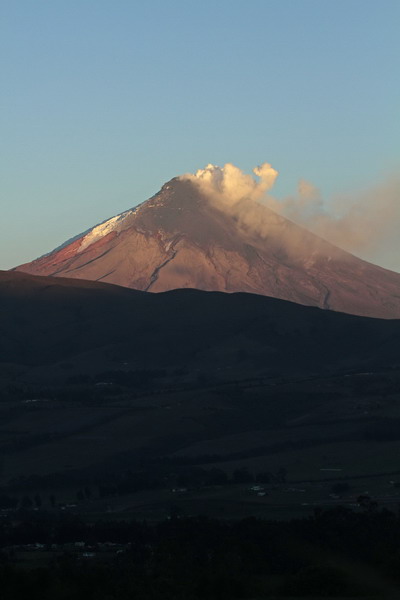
[180,163,400,271]
[181,162,278,206]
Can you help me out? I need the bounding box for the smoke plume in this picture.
[181,163,400,271]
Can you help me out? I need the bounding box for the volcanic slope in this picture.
[14,176,400,319]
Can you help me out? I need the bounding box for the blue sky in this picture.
[1,0,399,269]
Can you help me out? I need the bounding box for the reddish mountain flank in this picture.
[14,176,400,319]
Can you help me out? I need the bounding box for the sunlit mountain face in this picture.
[14,166,400,319]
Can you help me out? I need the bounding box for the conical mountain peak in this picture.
[14,168,400,319]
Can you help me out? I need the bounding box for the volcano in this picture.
[14,169,400,319]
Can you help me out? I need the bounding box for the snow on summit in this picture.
[78,208,139,253]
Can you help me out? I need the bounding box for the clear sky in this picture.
[1,0,399,269]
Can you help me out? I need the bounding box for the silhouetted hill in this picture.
[1,270,400,377]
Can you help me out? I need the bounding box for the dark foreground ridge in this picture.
[1,269,400,374]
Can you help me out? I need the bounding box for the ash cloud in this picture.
[181,163,400,271]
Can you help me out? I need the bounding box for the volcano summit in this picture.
[15,164,400,319]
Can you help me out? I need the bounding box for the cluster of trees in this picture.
[97,466,287,498]
[0,493,57,510]
[0,464,287,509]
[1,507,400,598]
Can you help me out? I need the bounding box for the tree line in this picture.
[1,506,400,598]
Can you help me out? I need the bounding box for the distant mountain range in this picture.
[14,175,400,319]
